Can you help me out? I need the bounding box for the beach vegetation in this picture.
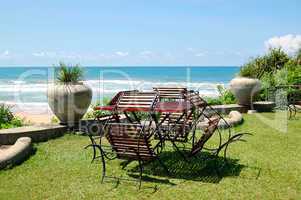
[205,85,236,105]
[239,48,301,101]
[239,48,290,79]
[51,116,59,124]
[0,104,23,129]
[84,97,112,119]
[55,62,84,83]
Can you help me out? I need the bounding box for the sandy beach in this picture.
[14,111,55,125]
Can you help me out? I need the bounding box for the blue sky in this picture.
[0,0,300,66]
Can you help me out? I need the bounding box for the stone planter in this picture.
[253,101,275,112]
[230,77,261,106]
[47,82,92,126]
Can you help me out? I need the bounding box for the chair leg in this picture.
[293,105,297,117]
[95,145,106,183]
[100,150,106,183]
[86,135,97,163]
[288,105,293,119]
[84,144,97,163]
[138,159,143,190]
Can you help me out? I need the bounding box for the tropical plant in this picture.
[217,85,236,104]
[238,48,301,101]
[204,85,236,105]
[0,104,23,129]
[296,49,301,65]
[84,97,112,119]
[204,97,223,105]
[0,104,14,124]
[239,48,290,79]
[55,62,84,83]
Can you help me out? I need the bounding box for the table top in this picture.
[95,101,192,113]
[154,102,191,112]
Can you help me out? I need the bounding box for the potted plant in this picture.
[230,77,261,106]
[47,62,92,126]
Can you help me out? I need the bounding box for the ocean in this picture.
[0,66,239,113]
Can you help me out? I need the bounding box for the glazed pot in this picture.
[47,82,92,126]
[230,77,261,106]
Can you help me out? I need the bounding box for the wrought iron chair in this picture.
[84,90,141,163]
[185,90,250,160]
[90,123,169,189]
[267,85,301,119]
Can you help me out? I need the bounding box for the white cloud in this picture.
[0,50,10,57]
[32,51,58,58]
[195,52,206,57]
[3,50,9,56]
[115,51,129,57]
[0,50,11,59]
[140,51,153,56]
[265,34,301,55]
[32,52,46,57]
[139,51,155,59]
[32,51,84,59]
[186,48,208,57]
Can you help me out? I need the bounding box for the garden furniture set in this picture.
[85,87,248,188]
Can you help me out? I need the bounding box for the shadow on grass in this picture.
[127,151,245,184]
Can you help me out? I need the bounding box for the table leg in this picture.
[123,112,133,123]
[151,112,165,148]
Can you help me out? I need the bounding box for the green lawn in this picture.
[0,112,301,200]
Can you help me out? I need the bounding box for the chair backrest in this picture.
[109,90,139,105]
[117,91,158,111]
[157,111,193,142]
[190,117,220,156]
[185,90,207,108]
[106,123,155,161]
[153,87,187,101]
[159,112,192,125]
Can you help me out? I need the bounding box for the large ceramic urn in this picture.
[230,77,261,106]
[47,82,92,126]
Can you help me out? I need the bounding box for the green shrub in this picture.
[55,62,83,83]
[51,116,59,124]
[296,49,301,65]
[239,48,301,101]
[0,104,23,129]
[204,97,223,105]
[239,48,290,79]
[84,97,112,119]
[204,85,236,105]
[217,85,236,104]
[0,104,14,124]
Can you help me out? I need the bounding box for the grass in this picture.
[0,112,301,199]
